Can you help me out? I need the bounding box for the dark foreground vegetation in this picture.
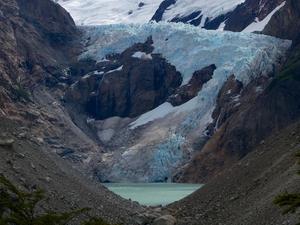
[274,152,300,225]
[0,175,113,225]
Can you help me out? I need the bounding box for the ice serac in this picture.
[80,23,291,182]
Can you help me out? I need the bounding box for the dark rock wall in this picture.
[263,0,300,44]
[0,0,78,103]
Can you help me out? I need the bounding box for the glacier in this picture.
[80,22,291,182]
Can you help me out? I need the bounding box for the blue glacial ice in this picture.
[81,22,291,182]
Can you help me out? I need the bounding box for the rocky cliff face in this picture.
[66,38,182,120]
[176,0,300,183]
[167,64,216,106]
[0,0,78,105]
[222,0,285,31]
[263,0,300,42]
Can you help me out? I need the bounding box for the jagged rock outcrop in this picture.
[151,0,176,23]
[205,74,243,135]
[66,38,182,120]
[167,64,216,106]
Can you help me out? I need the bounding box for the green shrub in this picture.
[274,152,300,224]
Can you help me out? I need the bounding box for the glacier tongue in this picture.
[81,22,291,182]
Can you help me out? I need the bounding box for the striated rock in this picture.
[209,74,243,132]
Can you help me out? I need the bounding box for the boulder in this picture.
[153,215,176,225]
[0,139,15,148]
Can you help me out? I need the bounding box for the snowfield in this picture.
[57,0,245,26]
[57,0,163,25]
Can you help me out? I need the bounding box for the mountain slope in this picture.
[0,1,146,224]
[177,0,300,183]
[167,119,300,225]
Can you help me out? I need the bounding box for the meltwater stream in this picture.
[103,183,203,206]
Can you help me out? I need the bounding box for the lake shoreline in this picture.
[103,183,203,206]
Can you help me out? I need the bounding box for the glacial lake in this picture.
[103,183,203,206]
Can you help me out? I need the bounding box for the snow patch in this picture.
[107,65,123,73]
[217,21,226,31]
[243,1,286,33]
[82,74,91,79]
[130,102,174,129]
[94,71,104,75]
[162,0,246,27]
[132,51,153,60]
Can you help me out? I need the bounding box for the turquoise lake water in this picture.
[103,183,203,206]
